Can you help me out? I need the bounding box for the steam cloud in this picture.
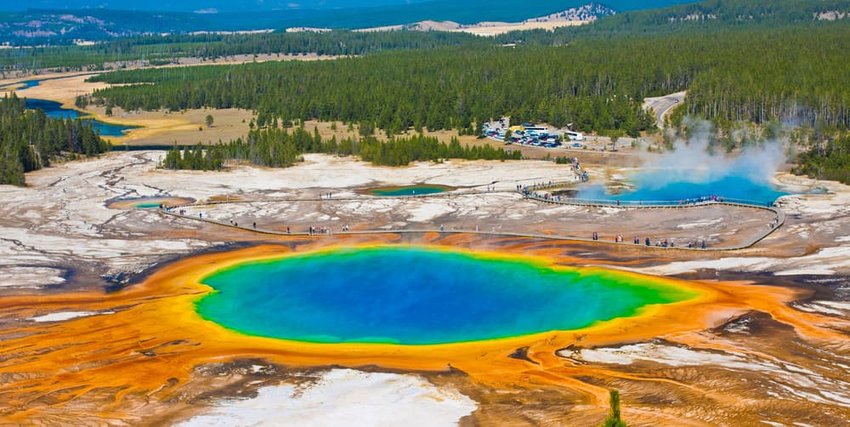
[574,118,789,203]
[638,119,787,188]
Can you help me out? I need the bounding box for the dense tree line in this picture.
[682,25,850,130]
[794,135,850,185]
[0,94,110,185]
[88,21,850,137]
[163,144,226,171]
[496,0,850,43]
[163,126,520,171]
[494,0,850,132]
[87,43,664,136]
[7,0,843,72]
[0,30,483,72]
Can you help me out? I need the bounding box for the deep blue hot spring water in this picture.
[574,172,787,205]
[195,246,695,345]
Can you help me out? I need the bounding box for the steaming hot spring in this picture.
[574,140,792,205]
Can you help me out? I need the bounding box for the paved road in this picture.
[643,91,686,128]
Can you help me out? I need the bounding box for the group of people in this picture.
[679,195,725,205]
[519,181,557,193]
[768,216,781,229]
[569,158,590,183]
[163,203,359,236]
[307,224,352,235]
[162,206,188,216]
[592,232,709,249]
[519,182,564,201]
[308,225,332,235]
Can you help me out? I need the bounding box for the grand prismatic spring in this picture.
[4,1,850,422]
[196,246,697,345]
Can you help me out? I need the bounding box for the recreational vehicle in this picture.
[564,130,585,141]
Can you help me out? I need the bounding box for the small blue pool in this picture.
[24,98,137,137]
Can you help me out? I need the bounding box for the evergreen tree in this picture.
[0,94,110,185]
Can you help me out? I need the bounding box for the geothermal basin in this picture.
[195,246,697,345]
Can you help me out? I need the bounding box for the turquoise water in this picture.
[24,98,137,137]
[370,185,450,197]
[196,247,693,345]
[106,196,193,209]
[575,174,787,205]
[134,202,163,209]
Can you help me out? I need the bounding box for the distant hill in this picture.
[582,0,850,33]
[355,3,616,36]
[0,1,696,45]
[2,0,690,13]
[2,1,432,13]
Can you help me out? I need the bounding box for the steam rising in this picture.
[638,123,786,188]
[576,119,788,203]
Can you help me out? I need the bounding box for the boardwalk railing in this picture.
[523,193,777,209]
[519,183,777,208]
[519,188,785,250]
[159,186,786,251]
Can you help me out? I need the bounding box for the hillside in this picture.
[0,1,694,45]
[3,0,433,13]
[573,0,850,33]
[358,4,617,36]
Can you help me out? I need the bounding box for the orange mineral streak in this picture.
[0,235,840,421]
[105,197,195,210]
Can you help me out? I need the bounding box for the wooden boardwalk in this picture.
[159,187,785,252]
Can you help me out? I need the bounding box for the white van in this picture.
[564,131,585,141]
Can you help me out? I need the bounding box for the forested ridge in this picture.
[0,94,110,185]
[0,30,484,71]
[163,127,521,171]
[521,0,850,38]
[794,135,850,185]
[6,0,846,72]
[87,42,670,136]
[87,23,850,136]
[10,0,849,183]
[0,0,692,47]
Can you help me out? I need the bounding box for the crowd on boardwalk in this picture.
[593,231,709,249]
[162,201,720,250]
[158,156,783,251]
